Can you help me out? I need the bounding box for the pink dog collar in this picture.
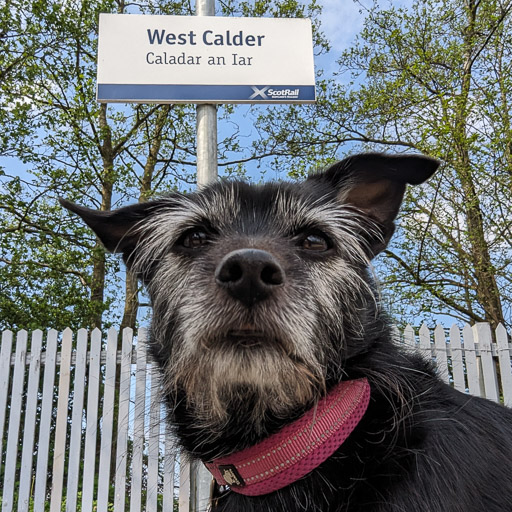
[204,378,370,496]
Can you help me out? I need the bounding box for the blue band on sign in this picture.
[97,84,316,103]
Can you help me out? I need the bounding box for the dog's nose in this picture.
[215,249,284,307]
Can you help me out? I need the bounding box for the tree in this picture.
[252,0,512,328]
[0,0,327,332]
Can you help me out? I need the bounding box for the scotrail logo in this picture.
[249,86,300,100]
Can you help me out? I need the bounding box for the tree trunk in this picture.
[119,104,171,332]
[90,103,115,329]
[454,0,504,328]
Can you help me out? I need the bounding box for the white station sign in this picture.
[97,14,316,104]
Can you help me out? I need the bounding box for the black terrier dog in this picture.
[62,153,512,511]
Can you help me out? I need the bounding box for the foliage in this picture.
[3,0,511,331]
[252,0,512,328]
[0,0,326,330]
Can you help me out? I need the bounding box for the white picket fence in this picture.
[0,328,208,512]
[402,323,512,406]
[0,323,511,512]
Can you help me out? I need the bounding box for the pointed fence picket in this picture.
[50,328,73,512]
[130,333,147,512]
[449,324,466,392]
[97,328,118,512]
[496,324,512,407]
[2,331,27,512]
[0,331,13,451]
[463,324,483,397]
[0,323,511,512]
[33,330,58,511]
[473,323,500,402]
[17,330,42,511]
[113,328,134,512]
[147,365,161,512]
[66,329,88,512]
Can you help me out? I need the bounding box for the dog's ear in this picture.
[59,198,158,255]
[308,153,440,255]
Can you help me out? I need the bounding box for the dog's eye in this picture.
[301,233,330,251]
[180,230,210,249]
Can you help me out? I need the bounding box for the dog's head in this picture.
[62,153,438,447]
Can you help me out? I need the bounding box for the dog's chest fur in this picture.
[62,153,512,511]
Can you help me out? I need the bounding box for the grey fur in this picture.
[127,184,379,437]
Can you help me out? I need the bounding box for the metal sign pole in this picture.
[196,0,218,188]
[192,2,218,511]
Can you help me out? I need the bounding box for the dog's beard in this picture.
[161,330,326,436]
